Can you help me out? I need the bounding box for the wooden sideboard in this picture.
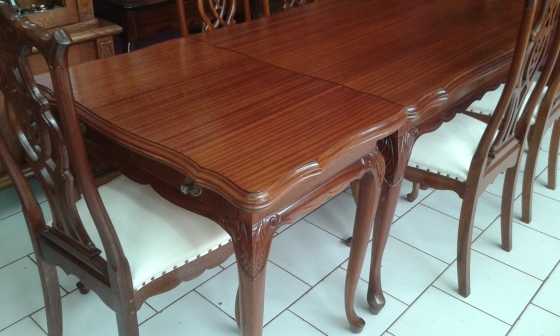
[0,0,122,189]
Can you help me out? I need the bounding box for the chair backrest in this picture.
[475,0,560,175]
[535,47,560,126]
[0,2,130,287]
[262,0,314,17]
[177,0,244,35]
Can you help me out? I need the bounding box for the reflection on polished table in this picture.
[51,0,521,335]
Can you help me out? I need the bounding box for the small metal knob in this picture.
[179,183,202,197]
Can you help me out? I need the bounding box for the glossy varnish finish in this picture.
[17,0,527,334]
[61,38,404,210]
[195,0,522,124]
[406,0,560,298]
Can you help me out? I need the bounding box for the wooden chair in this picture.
[262,0,314,16]
[0,3,234,335]
[176,0,252,35]
[404,0,560,298]
[522,57,560,223]
[463,3,560,224]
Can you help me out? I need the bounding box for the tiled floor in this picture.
[0,141,559,335]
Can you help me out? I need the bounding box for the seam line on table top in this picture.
[199,40,407,110]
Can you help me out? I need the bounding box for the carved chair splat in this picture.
[0,3,235,335]
[404,0,560,298]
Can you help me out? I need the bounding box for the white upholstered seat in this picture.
[467,82,545,123]
[75,176,231,290]
[409,114,488,182]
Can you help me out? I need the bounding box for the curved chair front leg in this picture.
[345,161,383,333]
[457,188,479,298]
[37,258,63,336]
[502,165,521,251]
[548,119,560,189]
[235,287,241,328]
[522,125,545,224]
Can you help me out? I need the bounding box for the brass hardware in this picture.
[179,182,202,197]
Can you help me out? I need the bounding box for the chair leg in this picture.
[502,165,520,251]
[548,120,560,190]
[37,258,62,336]
[406,182,419,202]
[116,304,139,336]
[457,190,478,298]
[521,128,542,224]
[235,287,241,329]
[76,281,90,295]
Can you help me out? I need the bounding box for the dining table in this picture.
[46,0,523,335]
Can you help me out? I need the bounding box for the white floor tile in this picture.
[341,238,447,305]
[0,181,46,220]
[533,264,560,316]
[390,205,481,263]
[390,287,510,336]
[509,305,560,336]
[539,127,557,152]
[196,262,310,324]
[147,266,223,311]
[269,223,350,285]
[0,212,34,268]
[141,292,237,336]
[395,180,433,216]
[0,318,45,336]
[534,168,560,201]
[265,311,324,335]
[292,269,406,336]
[305,192,356,240]
[486,172,523,198]
[515,194,560,239]
[0,203,51,268]
[32,290,156,336]
[473,220,560,280]
[434,251,541,324]
[519,150,549,174]
[422,191,501,231]
[0,258,46,330]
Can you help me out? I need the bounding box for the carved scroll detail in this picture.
[220,214,280,278]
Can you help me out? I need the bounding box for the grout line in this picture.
[262,256,351,330]
[268,260,314,288]
[531,303,560,319]
[0,254,33,273]
[512,218,560,242]
[382,207,505,335]
[381,261,455,335]
[471,248,548,282]
[386,234,449,265]
[286,310,329,335]
[194,289,238,322]
[138,265,228,325]
[505,258,560,336]
[30,316,49,335]
[431,286,512,326]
